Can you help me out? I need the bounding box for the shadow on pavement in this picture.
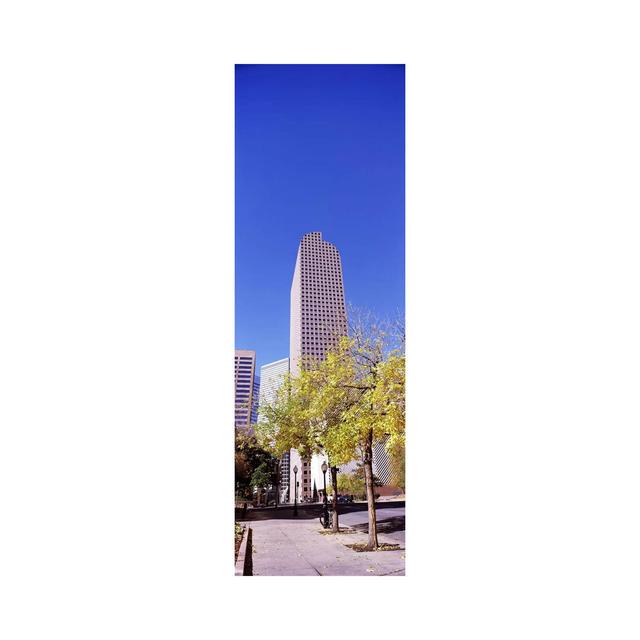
[348,515,405,534]
[236,500,405,522]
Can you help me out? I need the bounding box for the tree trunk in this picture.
[331,466,339,533]
[363,429,378,550]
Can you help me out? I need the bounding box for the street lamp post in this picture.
[293,465,298,517]
[321,461,329,529]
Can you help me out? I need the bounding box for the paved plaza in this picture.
[242,505,405,576]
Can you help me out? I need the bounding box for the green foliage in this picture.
[337,471,362,498]
[337,464,382,498]
[235,429,278,497]
[250,462,274,489]
[256,373,316,458]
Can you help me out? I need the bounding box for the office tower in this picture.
[234,349,257,430]
[258,358,289,408]
[290,231,348,377]
[289,231,348,499]
[258,357,290,501]
[251,375,260,424]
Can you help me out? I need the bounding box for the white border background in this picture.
[2,1,639,638]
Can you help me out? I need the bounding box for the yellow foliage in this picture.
[255,328,405,469]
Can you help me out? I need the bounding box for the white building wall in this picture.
[289,448,303,504]
[257,358,289,412]
[289,249,302,377]
[310,452,329,497]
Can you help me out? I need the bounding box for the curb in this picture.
[235,525,253,576]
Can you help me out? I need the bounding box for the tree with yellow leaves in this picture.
[306,325,405,549]
[257,309,405,550]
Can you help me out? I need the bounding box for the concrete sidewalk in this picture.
[249,509,405,576]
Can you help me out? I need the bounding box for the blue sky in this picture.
[236,64,404,371]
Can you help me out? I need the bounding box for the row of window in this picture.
[302,296,344,301]
[301,325,341,333]
[302,293,343,298]
[302,296,342,301]
[302,284,341,289]
[301,245,339,252]
[302,326,342,331]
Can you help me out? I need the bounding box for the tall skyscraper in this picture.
[289,232,348,499]
[234,349,257,430]
[258,357,290,501]
[290,231,348,377]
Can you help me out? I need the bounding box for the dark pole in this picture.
[323,467,327,502]
[322,465,329,528]
[293,467,298,516]
[331,465,339,533]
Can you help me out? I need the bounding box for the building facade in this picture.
[258,357,290,502]
[251,375,260,424]
[290,231,348,377]
[289,232,348,499]
[234,349,257,430]
[287,231,395,497]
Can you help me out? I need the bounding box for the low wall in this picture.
[234,526,253,576]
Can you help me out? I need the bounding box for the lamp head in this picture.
[321,462,328,473]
